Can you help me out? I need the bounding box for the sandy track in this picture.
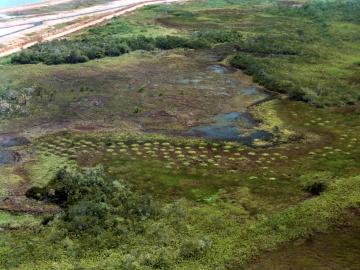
[0,0,180,58]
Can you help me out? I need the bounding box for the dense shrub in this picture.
[104,42,129,57]
[230,53,253,70]
[230,53,305,100]
[83,45,105,59]
[299,172,334,196]
[303,181,326,195]
[11,36,150,65]
[125,35,155,51]
[277,0,360,23]
[192,29,242,43]
[27,166,158,234]
[65,50,89,64]
[235,35,303,56]
[230,53,281,90]
[11,38,131,65]
[11,51,41,64]
[179,237,212,258]
[155,35,190,49]
[11,29,240,65]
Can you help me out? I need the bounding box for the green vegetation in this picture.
[1,0,360,269]
[11,35,197,65]
[9,0,360,105]
[14,27,243,65]
[25,153,76,188]
[11,27,240,65]
[146,0,360,106]
[224,175,360,269]
[0,211,39,230]
[228,1,360,106]
[0,166,23,197]
[27,166,158,234]
[1,161,359,269]
[0,102,357,269]
[8,0,115,16]
[248,208,360,270]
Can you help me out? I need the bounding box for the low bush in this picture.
[192,29,242,43]
[299,171,334,196]
[179,237,212,258]
[303,181,326,195]
[11,28,241,65]
[235,35,303,56]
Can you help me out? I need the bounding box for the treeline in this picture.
[11,30,242,65]
[11,35,201,65]
[234,35,307,56]
[230,53,304,100]
[15,28,304,66]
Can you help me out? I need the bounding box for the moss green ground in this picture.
[0,0,360,269]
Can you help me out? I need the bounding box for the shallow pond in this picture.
[0,150,20,165]
[0,0,42,9]
[187,112,272,144]
[0,135,29,148]
[0,135,26,164]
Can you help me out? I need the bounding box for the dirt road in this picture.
[0,0,180,58]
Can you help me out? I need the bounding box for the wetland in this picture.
[0,0,360,269]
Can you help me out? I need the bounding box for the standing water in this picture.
[186,112,272,145]
[0,0,43,9]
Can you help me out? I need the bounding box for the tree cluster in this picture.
[11,35,209,65]
[27,166,158,235]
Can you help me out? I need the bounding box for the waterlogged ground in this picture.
[1,0,360,267]
[1,51,360,270]
[1,97,360,268]
[187,111,272,143]
[0,50,270,137]
[27,100,360,202]
[249,209,360,270]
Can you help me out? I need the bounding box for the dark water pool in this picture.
[187,112,272,145]
[0,136,29,148]
[0,135,27,165]
[0,0,42,9]
[0,150,20,165]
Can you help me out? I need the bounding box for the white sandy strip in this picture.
[0,0,173,41]
[0,24,33,37]
[43,0,180,41]
[0,0,180,58]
